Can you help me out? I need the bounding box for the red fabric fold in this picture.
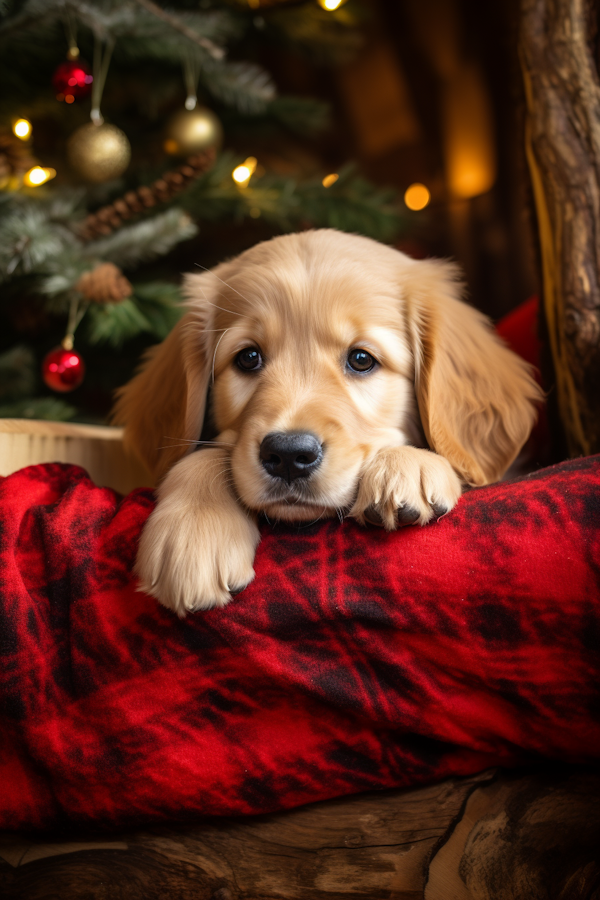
[1,457,599,830]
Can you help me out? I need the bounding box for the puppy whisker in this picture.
[297,510,327,529]
[194,263,255,309]
[212,328,229,385]
[195,286,250,321]
[157,439,235,451]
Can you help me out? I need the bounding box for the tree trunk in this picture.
[519,0,600,457]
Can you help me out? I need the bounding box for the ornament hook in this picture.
[90,34,115,126]
[183,48,201,111]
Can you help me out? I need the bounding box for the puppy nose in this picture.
[259,432,323,482]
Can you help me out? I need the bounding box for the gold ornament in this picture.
[67,122,131,183]
[164,107,223,157]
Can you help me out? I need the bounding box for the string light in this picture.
[322,173,339,188]
[316,0,348,10]
[232,157,257,187]
[23,166,57,187]
[13,119,32,140]
[404,183,430,211]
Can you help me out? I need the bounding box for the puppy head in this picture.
[114,230,541,515]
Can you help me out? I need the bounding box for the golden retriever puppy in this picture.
[113,229,542,617]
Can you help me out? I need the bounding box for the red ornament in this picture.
[52,58,93,103]
[42,345,85,392]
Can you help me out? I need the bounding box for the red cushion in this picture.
[1,457,599,830]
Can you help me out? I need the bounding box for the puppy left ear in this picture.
[403,259,543,485]
[111,270,220,482]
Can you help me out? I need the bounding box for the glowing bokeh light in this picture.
[23,166,57,187]
[232,157,257,187]
[317,0,348,10]
[404,183,430,211]
[322,173,339,188]
[13,119,32,140]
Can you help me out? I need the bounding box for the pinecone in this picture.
[0,130,37,188]
[75,262,133,304]
[78,149,216,242]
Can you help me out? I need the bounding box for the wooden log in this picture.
[0,773,493,900]
[426,769,600,899]
[519,0,600,456]
[1,769,599,899]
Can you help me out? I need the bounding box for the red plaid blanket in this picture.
[1,457,599,830]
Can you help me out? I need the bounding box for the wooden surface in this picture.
[519,0,600,456]
[1,767,598,899]
[0,418,153,494]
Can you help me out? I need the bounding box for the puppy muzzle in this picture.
[259,431,323,484]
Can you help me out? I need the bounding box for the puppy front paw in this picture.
[136,500,260,617]
[351,446,462,530]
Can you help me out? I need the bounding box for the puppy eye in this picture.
[236,347,263,372]
[347,348,377,373]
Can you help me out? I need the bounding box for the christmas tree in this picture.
[0,0,405,423]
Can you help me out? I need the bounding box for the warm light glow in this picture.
[232,156,257,187]
[404,183,430,211]
[447,158,494,199]
[13,119,32,140]
[233,165,251,184]
[317,0,348,10]
[322,173,339,188]
[23,166,57,187]
[443,63,497,199]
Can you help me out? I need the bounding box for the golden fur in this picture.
[113,229,542,616]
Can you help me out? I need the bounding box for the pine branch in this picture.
[83,282,181,348]
[267,97,331,136]
[201,59,276,114]
[85,296,152,347]
[132,281,183,339]
[131,0,224,59]
[0,0,233,59]
[78,151,215,240]
[0,345,36,401]
[266,3,364,64]
[0,199,77,283]
[296,166,404,243]
[84,208,198,269]
[179,155,405,243]
[0,396,77,420]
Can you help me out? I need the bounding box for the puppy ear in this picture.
[404,259,543,485]
[112,271,218,481]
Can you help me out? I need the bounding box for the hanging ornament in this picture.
[52,58,93,103]
[67,122,130,182]
[164,108,222,156]
[66,35,131,183]
[42,296,86,393]
[164,48,223,156]
[42,342,85,393]
[53,12,93,103]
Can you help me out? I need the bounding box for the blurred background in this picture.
[0,0,539,423]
